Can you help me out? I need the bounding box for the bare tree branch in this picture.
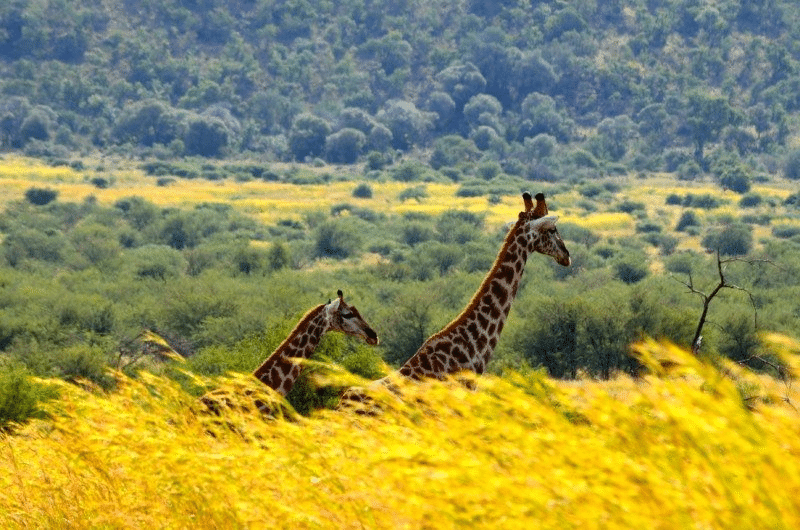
[671,251,772,355]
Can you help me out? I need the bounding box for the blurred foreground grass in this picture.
[2,336,800,529]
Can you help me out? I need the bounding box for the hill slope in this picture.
[1,0,799,181]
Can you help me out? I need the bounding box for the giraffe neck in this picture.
[399,218,531,378]
[252,304,329,396]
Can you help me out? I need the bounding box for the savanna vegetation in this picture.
[2,0,800,526]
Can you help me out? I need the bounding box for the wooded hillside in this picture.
[2,0,800,183]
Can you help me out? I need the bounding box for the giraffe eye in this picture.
[341,311,354,319]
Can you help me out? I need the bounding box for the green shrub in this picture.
[53,345,117,390]
[189,332,284,376]
[615,200,646,213]
[25,187,58,206]
[613,251,649,284]
[578,183,604,198]
[683,193,723,209]
[702,223,753,256]
[127,244,187,280]
[664,252,697,275]
[402,221,434,246]
[326,128,367,163]
[436,210,484,244]
[676,210,700,231]
[314,219,363,259]
[398,185,429,202]
[665,194,683,205]
[0,363,57,433]
[455,181,488,197]
[559,222,601,247]
[739,193,762,208]
[352,183,373,198]
[391,161,429,182]
[2,227,70,266]
[635,221,662,233]
[772,225,800,239]
[783,149,800,180]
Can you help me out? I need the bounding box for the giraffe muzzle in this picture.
[364,327,379,345]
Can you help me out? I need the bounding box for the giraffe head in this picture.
[520,192,571,267]
[324,290,379,345]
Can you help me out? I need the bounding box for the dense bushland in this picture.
[2,0,800,188]
[1,170,798,426]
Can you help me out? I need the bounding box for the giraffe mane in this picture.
[421,214,527,345]
[269,303,326,357]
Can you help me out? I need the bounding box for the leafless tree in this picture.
[672,251,769,355]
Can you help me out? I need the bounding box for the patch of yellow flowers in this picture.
[2,335,799,528]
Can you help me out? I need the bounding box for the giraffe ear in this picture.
[532,192,548,219]
[533,215,559,230]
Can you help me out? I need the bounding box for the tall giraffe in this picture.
[251,290,379,396]
[396,192,569,380]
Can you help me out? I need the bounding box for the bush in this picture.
[184,117,229,157]
[267,242,291,271]
[683,193,723,209]
[54,345,117,390]
[127,244,187,280]
[702,224,753,256]
[476,160,502,180]
[558,222,601,247]
[391,161,429,182]
[325,128,367,163]
[3,228,69,266]
[314,219,363,259]
[402,221,434,246]
[0,364,56,433]
[614,253,649,284]
[436,210,484,244]
[399,185,429,202]
[676,210,700,232]
[771,225,800,239]
[25,187,58,205]
[19,109,53,144]
[784,149,800,180]
[289,114,332,161]
[352,183,373,199]
[615,200,646,213]
[665,194,683,205]
[635,221,662,234]
[677,160,703,180]
[712,155,752,194]
[664,252,697,275]
[739,193,762,208]
[429,135,479,170]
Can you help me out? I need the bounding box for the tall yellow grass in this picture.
[2,337,799,529]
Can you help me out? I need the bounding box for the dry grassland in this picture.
[1,337,799,528]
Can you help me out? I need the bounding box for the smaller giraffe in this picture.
[201,290,378,418]
[252,290,379,396]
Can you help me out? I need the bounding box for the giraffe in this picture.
[252,290,379,396]
[343,191,568,406]
[200,290,378,418]
[395,192,569,380]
